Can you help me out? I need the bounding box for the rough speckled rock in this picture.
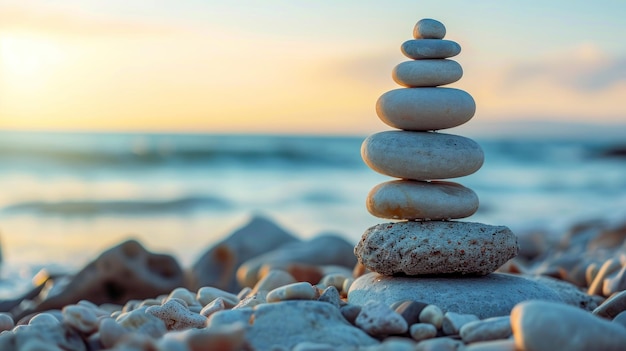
[402,39,461,60]
[366,180,478,221]
[392,60,462,88]
[376,88,475,131]
[512,300,626,351]
[355,221,518,275]
[526,275,598,311]
[348,272,562,319]
[361,131,484,181]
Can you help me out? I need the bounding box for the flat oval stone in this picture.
[348,272,562,319]
[413,18,446,39]
[393,60,462,87]
[402,39,461,59]
[376,88,475,131]
[361,131,484,180]
[355,221,518,276]
[366,180,478,220]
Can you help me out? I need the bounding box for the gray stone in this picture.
[465,339,516,351]
[366,180,478,221]
[355,221,518,275]
[355,300,408,337]
[348,272,562,319]
[415,337,464,351]
[401,39,461,60]
[413,18,446,39]
[393,59,462,87]
[512,300,626,351]
[526,275,598,311]
[592,289,626,319]
[409,323,437,341]
[191,215,299,292]
[459,316,511,343]
[244,301,378,349]
[361,131,484,180]
[442,311,479,335]
[612,311,626,328]
[376,88,475,131]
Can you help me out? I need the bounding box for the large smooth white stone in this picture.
[355,221,518,276]
[366,180,478,220]
[348,273,562,319]
[401,39,461,60]
[413,18,446,39]
[512,300,626,351]
[376,88,475,131]
[361,131,484,180]
[393,60,463,87]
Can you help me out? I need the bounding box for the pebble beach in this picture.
[1,17,626,351]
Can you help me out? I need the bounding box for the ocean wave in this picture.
[0,196,231,217]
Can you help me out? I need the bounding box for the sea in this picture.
[0,128,625,297]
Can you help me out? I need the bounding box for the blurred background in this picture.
[0,1,625,295]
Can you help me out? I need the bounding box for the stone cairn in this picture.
[349,19,561,318]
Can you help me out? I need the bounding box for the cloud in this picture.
[499,43,626,93]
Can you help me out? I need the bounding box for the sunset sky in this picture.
[1,1,624,135]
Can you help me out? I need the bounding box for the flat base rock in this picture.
[348,272,563,319]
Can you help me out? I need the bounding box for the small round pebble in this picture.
[0,313,14,332]
[197,286,240,308]
[442,311,479,335]
[355,300,408,337]
[593,290,626,318]
[413,18,446,39]
[266,282,318,302]
[459,316,511,343]
[419,304,444,329]
[62,304,99,333]
[393,300,429,326]
[409,323,437,341]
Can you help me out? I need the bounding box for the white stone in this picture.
[414,337,464,351]
[413,18,446,39]
[266,282,318,302]
[355,221,518,276]
[419,305,444,329]
[361,131,484,180]
[348,273,562,319]
[355,300,408,337]
[393,60,462,87]
[401,39,461,60]
[459,316,511,343]
[366,180,478,220]
[511,300,626,351]
[409,323,437,341]
[376,88,475,131]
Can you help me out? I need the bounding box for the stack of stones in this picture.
[349,19,561,318]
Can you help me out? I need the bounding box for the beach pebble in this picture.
[12,323,86,351]
[592,289,626,318]
[401,39,461,60]
[588,258,621,296]
[319,273,348,291]
[355,300,408,337]
[0,313,14,332]
[28,312,61,326]
[233,291,267,309]
[413,18,446,39]
[464,339,516,351]
[62,304,99,334]
[196,286,240,308]
[367,337,417,350]
[409,323,437,341]
[252,269,297,294]
[442,311,479,335]
[146,299,207,330]
[613,310,626,328]
[266,282,318,302]
[292,341,337,351]
[167,287,202,311]
[393,59,462,87]
[340,304,362,325]
[166,323,247,351]
[512,300,626,351]
[415,337,465,351]
[392,300,429,326]
[361,131,484,180]
[99,317,129,349]
[459,316,511,343]
[115,307,167,338]
[237,234,356,288]
[199,297,226,318]
[245,300,378,349]
[207,307,254,329]
[318,286,341,308]
[419,304,444,329]
[355,221,518,276]
[366,180,478,220]
[349,272,562,319]
[376,88,475,131]
[191,215,300,292]
[603,264,626,296]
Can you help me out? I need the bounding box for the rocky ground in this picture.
[0,215,626,350]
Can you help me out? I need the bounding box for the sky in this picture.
[0,1,625,135]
